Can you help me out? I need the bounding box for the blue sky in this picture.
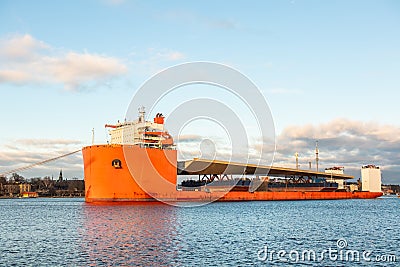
[0,0,399,183]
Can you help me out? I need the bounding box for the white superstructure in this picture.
[361,165,382,192]
[325,167,345,189]
[106,107,174,148]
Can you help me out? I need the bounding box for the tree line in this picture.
[0,173,84,197]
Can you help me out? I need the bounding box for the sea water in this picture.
[0,197,398,266]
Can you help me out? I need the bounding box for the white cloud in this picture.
[49,52,127,88]
[207,19,238,30]
[17,138,82,147]
[273,119,400,183]
[159,9,239,31]
[165,51,185,61]
[0,34,48,60]
[129,47,187,77]
[0,138,83,178]
[279,118,400,142]
[146,47,186,62]
[0,34,127,89]
[175,134,203,143]
[0,69,33,84]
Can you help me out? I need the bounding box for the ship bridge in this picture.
[177,158,354,180]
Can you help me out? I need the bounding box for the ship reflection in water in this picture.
[81,202,180,266]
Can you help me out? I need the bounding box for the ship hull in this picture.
[82,145,383,203]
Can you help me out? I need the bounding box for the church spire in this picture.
[58,169,63,182]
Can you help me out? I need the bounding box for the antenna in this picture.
[92,128,95,145]
[315,140,319,172]
[295,152,299,169]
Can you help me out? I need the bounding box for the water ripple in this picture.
[0,198,398,266]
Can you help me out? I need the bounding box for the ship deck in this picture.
[177,158,354,180]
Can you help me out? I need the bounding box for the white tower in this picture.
[361,165,382,192]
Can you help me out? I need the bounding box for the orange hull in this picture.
[82,145,383,203]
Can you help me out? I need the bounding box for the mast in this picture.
[315,140,319,172]
[138,106,145,123]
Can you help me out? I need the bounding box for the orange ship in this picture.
[83,108,383,203]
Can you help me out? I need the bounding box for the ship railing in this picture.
[136,142,175,150]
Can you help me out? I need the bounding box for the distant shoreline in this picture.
[0,196,84,199]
